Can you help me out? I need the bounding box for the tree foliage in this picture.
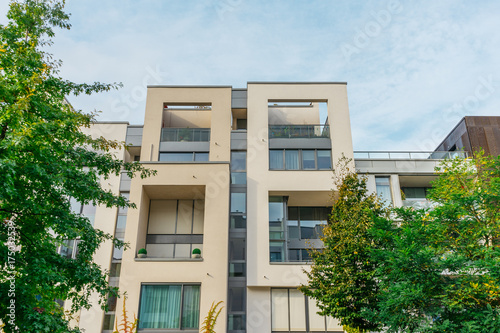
[370,152,500,332]
[0,1,154,332]
[303,153,500,332]
[300,157,387,333]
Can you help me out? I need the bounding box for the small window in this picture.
[376,176,392,205]
[269,150,284,170]
[231,152,246,171]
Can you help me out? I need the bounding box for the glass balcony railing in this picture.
[402,199,436,209]
[353,151,468,160]
[269,125,330,139]
[160,128,210,142]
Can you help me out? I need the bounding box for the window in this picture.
[159,152,209,162]
[70,198,96,226]
[269,150,332,170]
[146,199,204,258]
[58,239,81,259]
[271,288,341,332]
[139,284,200,330]
[269,197,330,262]
[402,187,430,199]
[231,152,247,185]
[375,176,392,206]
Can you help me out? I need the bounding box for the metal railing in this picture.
[160,128,210,142]
[268,125,330,139]
[353,151,468,160]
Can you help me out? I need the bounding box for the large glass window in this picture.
[375,176,392,206]
[270,196,330,262]
[271,288,342,332]
[269,150,332,170]
[139,284,200,330]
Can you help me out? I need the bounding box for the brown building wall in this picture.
[436,116,500,156]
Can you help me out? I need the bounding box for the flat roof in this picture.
[247,81,347,85]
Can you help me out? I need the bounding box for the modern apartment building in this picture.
[74,82,468,333]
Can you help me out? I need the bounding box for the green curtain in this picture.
[139,285,181,329]
[182,285,200,329]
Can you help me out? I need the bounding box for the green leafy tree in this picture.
[300,157,386,333]
[0,1,153,332]
[369,152,500,332]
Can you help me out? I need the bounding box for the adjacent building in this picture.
[74,82,471,333]
[435,116,500,156]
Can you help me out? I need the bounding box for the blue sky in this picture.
[1,0,499,150]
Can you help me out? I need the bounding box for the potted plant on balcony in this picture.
[192,248,201,259]
[137,248,147,258]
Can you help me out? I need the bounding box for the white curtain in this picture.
[139,285,181,328]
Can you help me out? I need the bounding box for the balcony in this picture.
[402,199,436,209]
[353,151,468,160]
[269,125,330,139]
[160,128,210,142]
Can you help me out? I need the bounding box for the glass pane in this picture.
[288,249,300,261]
[308,298,326,331]
[229,263,246,277]
[271,289,289,331]
[230,215,246,229]
[287,219,299,239]
[112,245,123,260]
[148,200,177,234]
[194,153,209,162]
[139,285,182,329]
[231,193,246,213]
[289,289,307,331]
[301,249,312,261]
[192,200,204,234]
[118,192,130,214]
[82,203,96,226]
[176,200,193,234]
[60,240,74,258]
[285,150,299,170]
[228,314,246,330]
[116,215,127,231]
[230,238,245,261]
[269,197,284,222]
[146,244,174,258]
[110,263,121,277]
[231,152,246,171]
[302,150,316,169]
[403,187,428,199]
[70,198,81,214]
[376,177,392,205]
[231,172,247,184]
[228,287,245,312]
[159,153,193,162]
[269,150,284,170]
[317,150,332,169]
[102,314,115,330]
[270,241,285,262]
[182,286,200,329]
[175,244,191,258]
